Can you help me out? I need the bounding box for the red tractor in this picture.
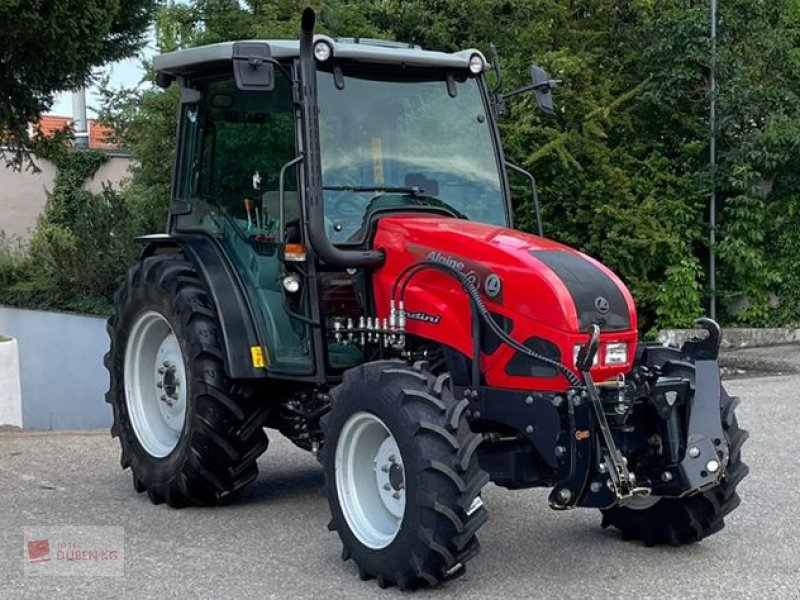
[106,9,748,590]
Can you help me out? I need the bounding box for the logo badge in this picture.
[594,296,611,314]
[484,274,502,298]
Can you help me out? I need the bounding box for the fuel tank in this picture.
[371,216,639,391]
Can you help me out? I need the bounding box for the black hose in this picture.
[393,260,581,387]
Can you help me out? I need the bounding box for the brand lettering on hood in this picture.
[426,251,465,272]
[405,244,504,304]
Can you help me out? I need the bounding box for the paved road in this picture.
[1,375,798,599]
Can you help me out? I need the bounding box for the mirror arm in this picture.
[263,57,294,84]
[500,80,562,102]
[505,161,543,237]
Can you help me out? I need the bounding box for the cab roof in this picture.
[153,36,486,78]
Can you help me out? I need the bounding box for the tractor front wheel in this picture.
[322,360,489,590]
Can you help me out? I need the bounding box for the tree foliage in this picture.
[10,0,800,330]
[0,0,156,169]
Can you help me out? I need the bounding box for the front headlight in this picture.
[604,342,628,365]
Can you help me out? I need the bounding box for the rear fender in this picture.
[137,233,266,380]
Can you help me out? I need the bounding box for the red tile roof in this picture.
[31,115,119,150]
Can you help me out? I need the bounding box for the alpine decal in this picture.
[407,244,504,304]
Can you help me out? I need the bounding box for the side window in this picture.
[175,71,312,374]
[176,74,299,237]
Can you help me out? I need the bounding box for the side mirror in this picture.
[530,65,555,115]
[233,42,275,91]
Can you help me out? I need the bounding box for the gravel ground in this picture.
[0,374,798,599]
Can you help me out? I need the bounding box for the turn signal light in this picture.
[283,243,307,262]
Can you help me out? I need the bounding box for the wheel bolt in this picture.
[381,464,389,472]
[158,367,165,374]
[383,483,392,491]
[156,381,163,388]
[388,454,396,463]
[688,447,700,458]
[392,491,402,499]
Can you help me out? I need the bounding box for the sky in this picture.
[48,34,157,119]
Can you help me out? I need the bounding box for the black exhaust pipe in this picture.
[298,8,385,269]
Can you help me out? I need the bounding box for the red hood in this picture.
[371,216,638,390]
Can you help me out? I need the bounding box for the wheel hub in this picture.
[388,463,404,491]
[158,361,180,407]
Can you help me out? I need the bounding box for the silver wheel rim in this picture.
[123,310,188,458]
[335,411,405,549]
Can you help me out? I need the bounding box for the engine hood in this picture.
[373,216,636,333]
[370,216,638,389]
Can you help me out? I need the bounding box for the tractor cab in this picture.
[153,27,526,379]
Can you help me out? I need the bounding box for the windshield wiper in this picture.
[323,185,424,197]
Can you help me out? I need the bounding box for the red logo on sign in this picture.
[27,540,51,563]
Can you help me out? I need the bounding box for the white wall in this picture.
[0,336,22,427]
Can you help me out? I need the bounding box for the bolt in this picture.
[160,395,167,403]
[525,396,534,405]
[590,482,602,493]
[525,425,534,434]
[551,395,564,408]
[572,396,582,407]
[381,464,389,473]
[661,471,673,482]
[156,381,163,389]
[581,391,588,398]
[388,454,396,463]
[383,483,392,491]
[158,367,166,375]
[463,389,471,397]
[688,447,700,458]
[598,462,608,473]
[392,491,402,499]
[554,445,566,457]
[648,435,661,445]
[706,460,720,474]
[557,488,572,504]
[473,411,481,418]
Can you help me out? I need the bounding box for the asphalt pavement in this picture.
[1,372,798,599]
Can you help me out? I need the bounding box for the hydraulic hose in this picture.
[392,261,581,387]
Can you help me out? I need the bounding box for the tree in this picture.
[0,0,156,169]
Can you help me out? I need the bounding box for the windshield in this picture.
[317,65,507,243]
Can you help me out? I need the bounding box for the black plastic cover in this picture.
[531,250,631,331]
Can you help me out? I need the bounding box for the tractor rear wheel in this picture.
[600,375,748,546]
[105,251,269,507]
[322,360,489,590]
